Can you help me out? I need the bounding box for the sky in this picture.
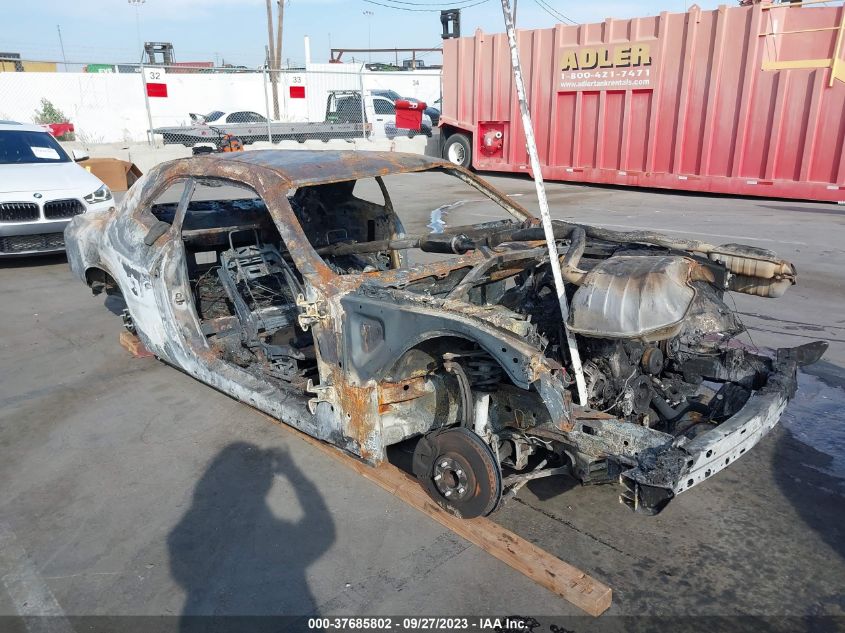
[2,0,724,69]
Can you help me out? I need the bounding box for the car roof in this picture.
[0,121,48,133]
[181,150,453,188]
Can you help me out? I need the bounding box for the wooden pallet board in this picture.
[118,331,154,358]
[269,414,613,616]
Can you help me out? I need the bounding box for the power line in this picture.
[534,0,575,24]
[367,0,485,5]
[362,0,490,11]
[532,0,577,25]
[416,42,445,58]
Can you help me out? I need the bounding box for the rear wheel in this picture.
[412,427,502,518]
[443,133,472,168]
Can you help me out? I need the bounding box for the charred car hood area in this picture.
[64,150,826,517]
[337,216,825,513]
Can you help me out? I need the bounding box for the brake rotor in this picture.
[412,427,502,519]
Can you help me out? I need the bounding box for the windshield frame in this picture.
[203,111,225,123]
[287,166,534,283]
[0,129,72,165]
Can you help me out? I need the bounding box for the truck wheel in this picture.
[444,133,472,168]
[412,427,502,518]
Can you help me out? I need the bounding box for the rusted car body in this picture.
[65,150,825,516]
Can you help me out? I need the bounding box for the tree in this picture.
[33,98,75,140]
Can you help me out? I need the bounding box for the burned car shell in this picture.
[65,150,823,516]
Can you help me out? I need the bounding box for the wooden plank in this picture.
[118,331,154,359]
[266,413,613,616]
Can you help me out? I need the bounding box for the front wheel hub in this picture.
[432,456,470,500]
[412,427,502,518]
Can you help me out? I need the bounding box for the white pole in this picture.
[262,67,273,141]
[304,35,311,67]
[499,0,588,406]
[139,62,155,146]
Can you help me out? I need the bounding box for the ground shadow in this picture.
[424,130,442,158]
[523,472,580,502]
[0,253,67,269]
[773,365,845,565]
[168,442,336,631]
[104,293,126,316]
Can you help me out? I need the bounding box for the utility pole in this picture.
[265,0,280,119]
[128,0,145,62]
[363,10,374,63]
[56,25,68,71]
[275,0,284,71]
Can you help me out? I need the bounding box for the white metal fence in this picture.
[0,61,442,156]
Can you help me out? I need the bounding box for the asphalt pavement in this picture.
[0,170,843,627]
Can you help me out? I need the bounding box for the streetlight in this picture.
[362,10,373,63]
[128,0,145,62]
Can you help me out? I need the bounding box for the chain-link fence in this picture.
[0,60,442,170]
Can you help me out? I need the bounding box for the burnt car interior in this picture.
[148,175,414,393]
[150,180,315,391]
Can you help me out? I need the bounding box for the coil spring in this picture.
[464,355,503,392]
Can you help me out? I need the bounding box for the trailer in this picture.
[152,91,369,145]
[151,90,425,146]
[440,1,845,202]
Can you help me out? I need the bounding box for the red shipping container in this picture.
[395,99,426,130]
[440,2,845,202]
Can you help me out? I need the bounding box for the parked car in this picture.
[154,110,271,146]
[65,150,824,518]
[372,89,440,127]
[0,121,113,256]
[188,110,267,125]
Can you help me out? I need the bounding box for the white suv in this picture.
[0,121,114,257]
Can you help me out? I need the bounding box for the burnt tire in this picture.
[443,132,471,168]
[412,427,501,518]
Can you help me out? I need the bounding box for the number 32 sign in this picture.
[144,67,168,98]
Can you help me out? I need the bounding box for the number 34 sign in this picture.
[144,67,168,98]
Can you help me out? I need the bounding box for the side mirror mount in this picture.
[72,149,89,162]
